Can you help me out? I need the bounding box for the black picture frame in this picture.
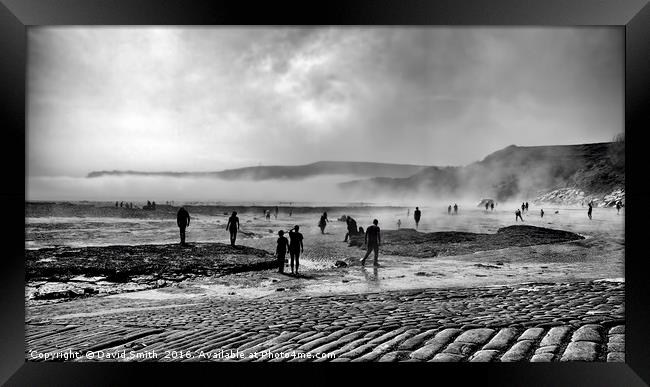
[2,0,649,385]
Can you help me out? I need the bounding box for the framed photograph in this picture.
[2,0,649,385]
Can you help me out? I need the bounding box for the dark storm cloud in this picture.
[28,27,622,178]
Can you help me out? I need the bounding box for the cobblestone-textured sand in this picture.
[26,280,624,362]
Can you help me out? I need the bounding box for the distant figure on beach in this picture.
[115,201,118,207]
[288,225,304,275]
[177,207,190,245]
[453,203,458,215]
[521,203,525,213]
[265,210,271,221]
[414,207,421,228]
[490,202,494,211]
[540,209,544,218]
[276,230,289,273]
[152,201,156,210]
[448,205,452,215]
[289,207,293,217]
[588,202,593,220]
[515,209,524,222]
[525,202,529,212]
[616,201,622,214]
[226,211,240,246]
[318,212,329,234]
[274,205,279,220]
[397,219,401,229]
[344,216,358,242]
[485,202,489,211]
[120,201,124,208]
[361,219,381,267]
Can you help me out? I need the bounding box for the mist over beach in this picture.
[24,26,625,364]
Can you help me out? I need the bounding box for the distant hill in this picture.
[87,161,428,180]
[339,142,625,204]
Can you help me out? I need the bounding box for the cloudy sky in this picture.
[28,27,623,178]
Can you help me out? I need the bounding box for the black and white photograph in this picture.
[25,26,625,363]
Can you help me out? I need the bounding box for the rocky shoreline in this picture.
[347,225,584,258]
[26,243,275,303]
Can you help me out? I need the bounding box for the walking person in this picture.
[226,211,240,246]
[318,212,329,234]
[616,201,622,214]
[453,203,458,215]
[276,230,289,273]
[414,207,421,228]
[588,202,593,220]
[397,219,401,229]
[525,202,529,212]
[515,209,524,222]
[490,202,495,211]
[176,206,191,246]
[485,202,489,212]
[540,209,544,218]
[288,225,304,275]
[360,219,381,267]
[448,205,452,215]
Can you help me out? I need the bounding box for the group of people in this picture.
[447,204,459,215]
[115,201,134,209]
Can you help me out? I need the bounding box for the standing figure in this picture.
[288,226,304,275]
[490,202,494,211]
[453,203,458,215]
[176,207,190,245]
[276,230,289,273]
[265,210,271,221]
[318,212,329,234]
[226,211,240,246]
[289,207,293,217]
[414,207,421,228]
[616,201,622,214]
[344,216,358,242]
[397,219,401,229]
[515,209,524,222]
[521,203,525,213]
[588,202,593,220]
[115,201,118,207]
[525,202,529,212]
[361,219,381,267]
[540,209,544,218]
[274,205,279,220]
[485,202,489,211]
[448,205,452,215]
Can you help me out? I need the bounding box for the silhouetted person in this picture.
[265,210,271,221]
[276,230,289,273]
[358,226,365,234]
[177,207,190,245]
[115,201,118,207]
[490,202,494,211]
[361,219,381,267]
[521,203,525,213]
[289,208,293,217]
[616,201,622,214]
[147,200,151,208]
[540,209,544,218]
[120,201,124,208]
[226,211,240,246]
[397,219,401,229]
[152,201,156,210]
[274,205,279,220]
[588,203,593,220]
[319,212,329,234]
[448,205,452,215]
[414,207,421,228]
[515,209,523,222]
[485,202,489,211]
[453,203,458,215]
[525,202,529,212]
[344,216,358,242]
[288,225,304,275]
